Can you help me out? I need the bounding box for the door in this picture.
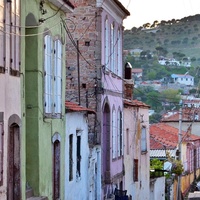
[7,124,21,200]
[53,140,60,200]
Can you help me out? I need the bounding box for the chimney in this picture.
[124,62,134,100]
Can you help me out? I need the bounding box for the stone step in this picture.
[26,188,33,199]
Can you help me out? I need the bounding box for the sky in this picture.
[119,0,200,30]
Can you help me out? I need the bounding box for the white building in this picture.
[171,74,194,86]
[123,99,150,200]
[65,101,101,200]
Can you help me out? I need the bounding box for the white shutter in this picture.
[117,30,121,77]
[110,23,114,72]
[141,127,147,152]
[54,40,62,114]
[117,110,120,157]
[0,5,4,68]
[105,19,109,67]
[112,109,116,159]
[44,35,53,114]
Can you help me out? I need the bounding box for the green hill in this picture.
[123,14,200,68]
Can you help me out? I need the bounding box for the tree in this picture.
[160,89,181,105]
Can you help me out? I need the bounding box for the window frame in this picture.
[44,35,63,118]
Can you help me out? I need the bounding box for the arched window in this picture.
[112,107,116,159]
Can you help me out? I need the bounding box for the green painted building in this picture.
[21,1,74,199]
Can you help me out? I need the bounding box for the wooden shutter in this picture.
[54,40,62,114]
[44,35,53,114]
[10,0,20,75]
[0,4,4,72]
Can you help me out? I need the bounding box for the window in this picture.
[0,112,3,186]
[141,126,147,152]
[117,109,123,157]
[69,134,73,181]
[0,3,4,72]
[54,40,62,114]
[76,135,81,178]
[126,129,129,155]
[10,0,20,76]
[44,35,62,117]
[105,18,109,68]
[112,109,116,159]
[133,159,138,182]
[110,23,114,72]
[117,29,121,76]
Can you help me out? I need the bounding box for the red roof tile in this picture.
[150,123,200,150]
[124,99,150,108]
[162,107,200,122]
[65,101,95,114]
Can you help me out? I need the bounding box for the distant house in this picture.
[132,68,143,79]
[129,48,143,58]
[183,98,200,108]
[171,74,194,86]
[162,107,200,136]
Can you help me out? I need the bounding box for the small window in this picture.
[126,129,129,155]
[76,135,81,178]
[69,134,73,181]
[133,159,138,182]
[141,126,147,152]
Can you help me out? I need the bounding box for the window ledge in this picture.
[141,150,148,155]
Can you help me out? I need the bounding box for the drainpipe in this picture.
[177,100,182,200]
[77,40,81,105]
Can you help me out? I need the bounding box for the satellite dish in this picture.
[164,161,172,171]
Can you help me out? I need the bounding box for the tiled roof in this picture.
[150,123,200,150]
[162,107,200,122]
[65,101,95,114]
[132,68,143,73]
[124,99,150,108]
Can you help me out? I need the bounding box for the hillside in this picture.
[123,14,200,68]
